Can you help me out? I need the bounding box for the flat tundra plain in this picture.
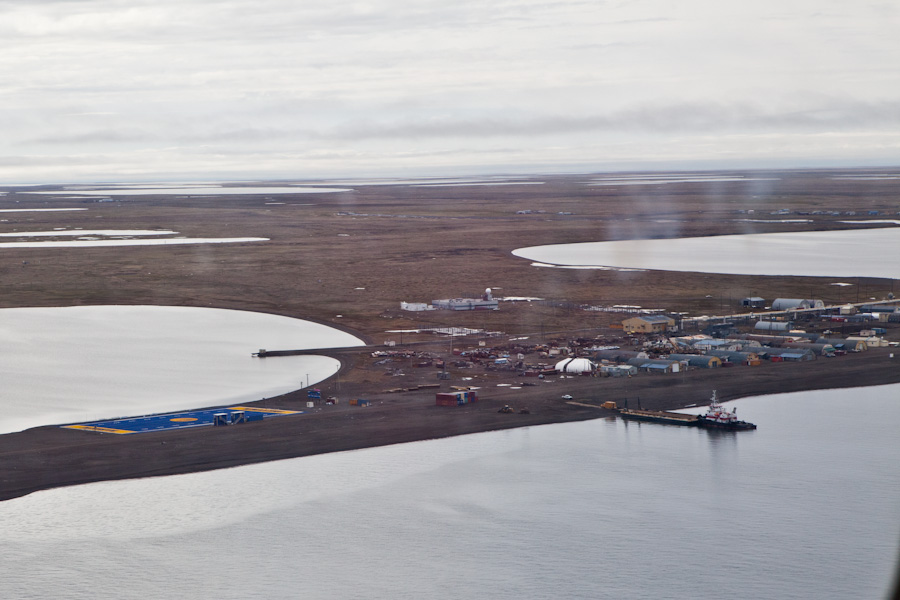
[1,169,899,501]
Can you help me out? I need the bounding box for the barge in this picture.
[613,391,757,431]
[617,408,699,426]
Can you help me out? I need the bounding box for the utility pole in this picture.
[446,332,452,377]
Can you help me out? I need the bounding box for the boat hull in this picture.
[696,416,757,430]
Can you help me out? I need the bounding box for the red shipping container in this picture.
[436,392,459,407]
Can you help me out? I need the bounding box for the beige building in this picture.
[622,315,675,334]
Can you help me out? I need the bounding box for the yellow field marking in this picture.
[228,406,301,415]
[566,401,606,409]
[63,424,136,434]
[170,417,198,422]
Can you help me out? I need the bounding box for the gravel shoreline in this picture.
[2,348,897,502]
[2,171,898,502]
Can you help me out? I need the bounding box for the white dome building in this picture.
[555,357,595,374]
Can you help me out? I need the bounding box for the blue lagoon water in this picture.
[1,385,897,599]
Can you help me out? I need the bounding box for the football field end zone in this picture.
[62,424,138,434]
[61,406,305,435]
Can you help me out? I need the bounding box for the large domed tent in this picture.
[555,357,595,374]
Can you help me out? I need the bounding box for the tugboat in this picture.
[696,391,757,430]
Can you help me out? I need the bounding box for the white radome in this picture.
[555,358,595,373]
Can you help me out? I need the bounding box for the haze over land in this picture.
[2,1,899,596]
[1,0,898,183]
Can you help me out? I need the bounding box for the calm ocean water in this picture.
[1,384,897,600]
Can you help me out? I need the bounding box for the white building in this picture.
[555,357,595,373]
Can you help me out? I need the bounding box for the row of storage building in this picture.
[741,298,826,310]
[527,326,890,378]
[675,331,885,357]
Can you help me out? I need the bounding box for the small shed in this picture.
[839,304,858,315]
[741,297,765,308]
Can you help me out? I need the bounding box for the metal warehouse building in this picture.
[706,349,760,363]
[771,298,825,310]
[783,342,836,356]
[667,353,722,368]
[626,358,680,373]
[816,337,868,352]
[759,347,816,361]
[755,321,793,331]
[594,349,645,363]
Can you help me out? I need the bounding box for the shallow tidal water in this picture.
[513,227,900,279]
[0,306,362,433]
[1,385,897,599]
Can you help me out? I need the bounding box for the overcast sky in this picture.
[1,0,898,183]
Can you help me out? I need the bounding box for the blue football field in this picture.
[62,406,304,434]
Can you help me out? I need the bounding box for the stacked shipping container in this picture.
[435,391,479,406]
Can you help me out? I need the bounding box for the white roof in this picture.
[555,358,595,373]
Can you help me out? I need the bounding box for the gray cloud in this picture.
[318,100,900,141]
[0,0,898,181]
[134,98,899,146]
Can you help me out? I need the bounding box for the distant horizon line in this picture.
[1,162,899,187]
